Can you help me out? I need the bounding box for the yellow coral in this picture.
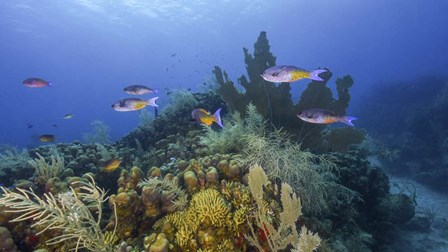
[157,187,251,251]
[232,206,248,230]
[175,226,194,248]
[191,189,229,227]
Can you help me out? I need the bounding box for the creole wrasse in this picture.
[23,78,52,88]
[297,109,357,126]
[124,85,158,95]
[191,108,224,128]
[261,65,327,83]
[112,97,158,112]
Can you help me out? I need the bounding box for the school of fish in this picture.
[23,62,358,146]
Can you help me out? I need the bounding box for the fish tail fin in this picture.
[309,69,327,81]
[213,108,224,128]
[147,97,159,107]
[341,116,357,126]
[47,82,52,87]
[154,89,158,94]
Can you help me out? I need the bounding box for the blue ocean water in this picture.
[0,0,447,147]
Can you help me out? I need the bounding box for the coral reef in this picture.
[115,91,226,168]
[0,32,412,252]
[201,104,356,215]
[325,149,416,251]
[108,190,141,239]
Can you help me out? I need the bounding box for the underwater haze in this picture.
[1,0,447,147]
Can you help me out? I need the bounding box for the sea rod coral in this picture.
[0,175,117,251]
[246,164,321,252]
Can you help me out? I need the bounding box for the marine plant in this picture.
[200,103,265,155]
[28,152,65,185]
[83,120,111,144]
[246,164,321,252]
[0,175,117,251]
[213,31,357,150]
[0,146,33,186]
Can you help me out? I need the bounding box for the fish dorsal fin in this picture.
[198,108,210,115]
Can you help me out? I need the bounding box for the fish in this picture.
[112,97,159,112]
[297,109,357,126]
[100,159,122,172]
[261,65,327,83]
[124,85,158,95]
[52,124,58,128]
[63,113,74,119]
[23,78,52,88]
[27,123,34,129]
[191,108,224,128]
[38,134,55,142]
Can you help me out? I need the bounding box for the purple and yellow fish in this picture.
[261,65,327,83]
[112,97,158,112]
[124,85,158,95]
[191,108,223,128]
[297,109,357,126]
[38,134,55,142]
[23,78,52,88]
